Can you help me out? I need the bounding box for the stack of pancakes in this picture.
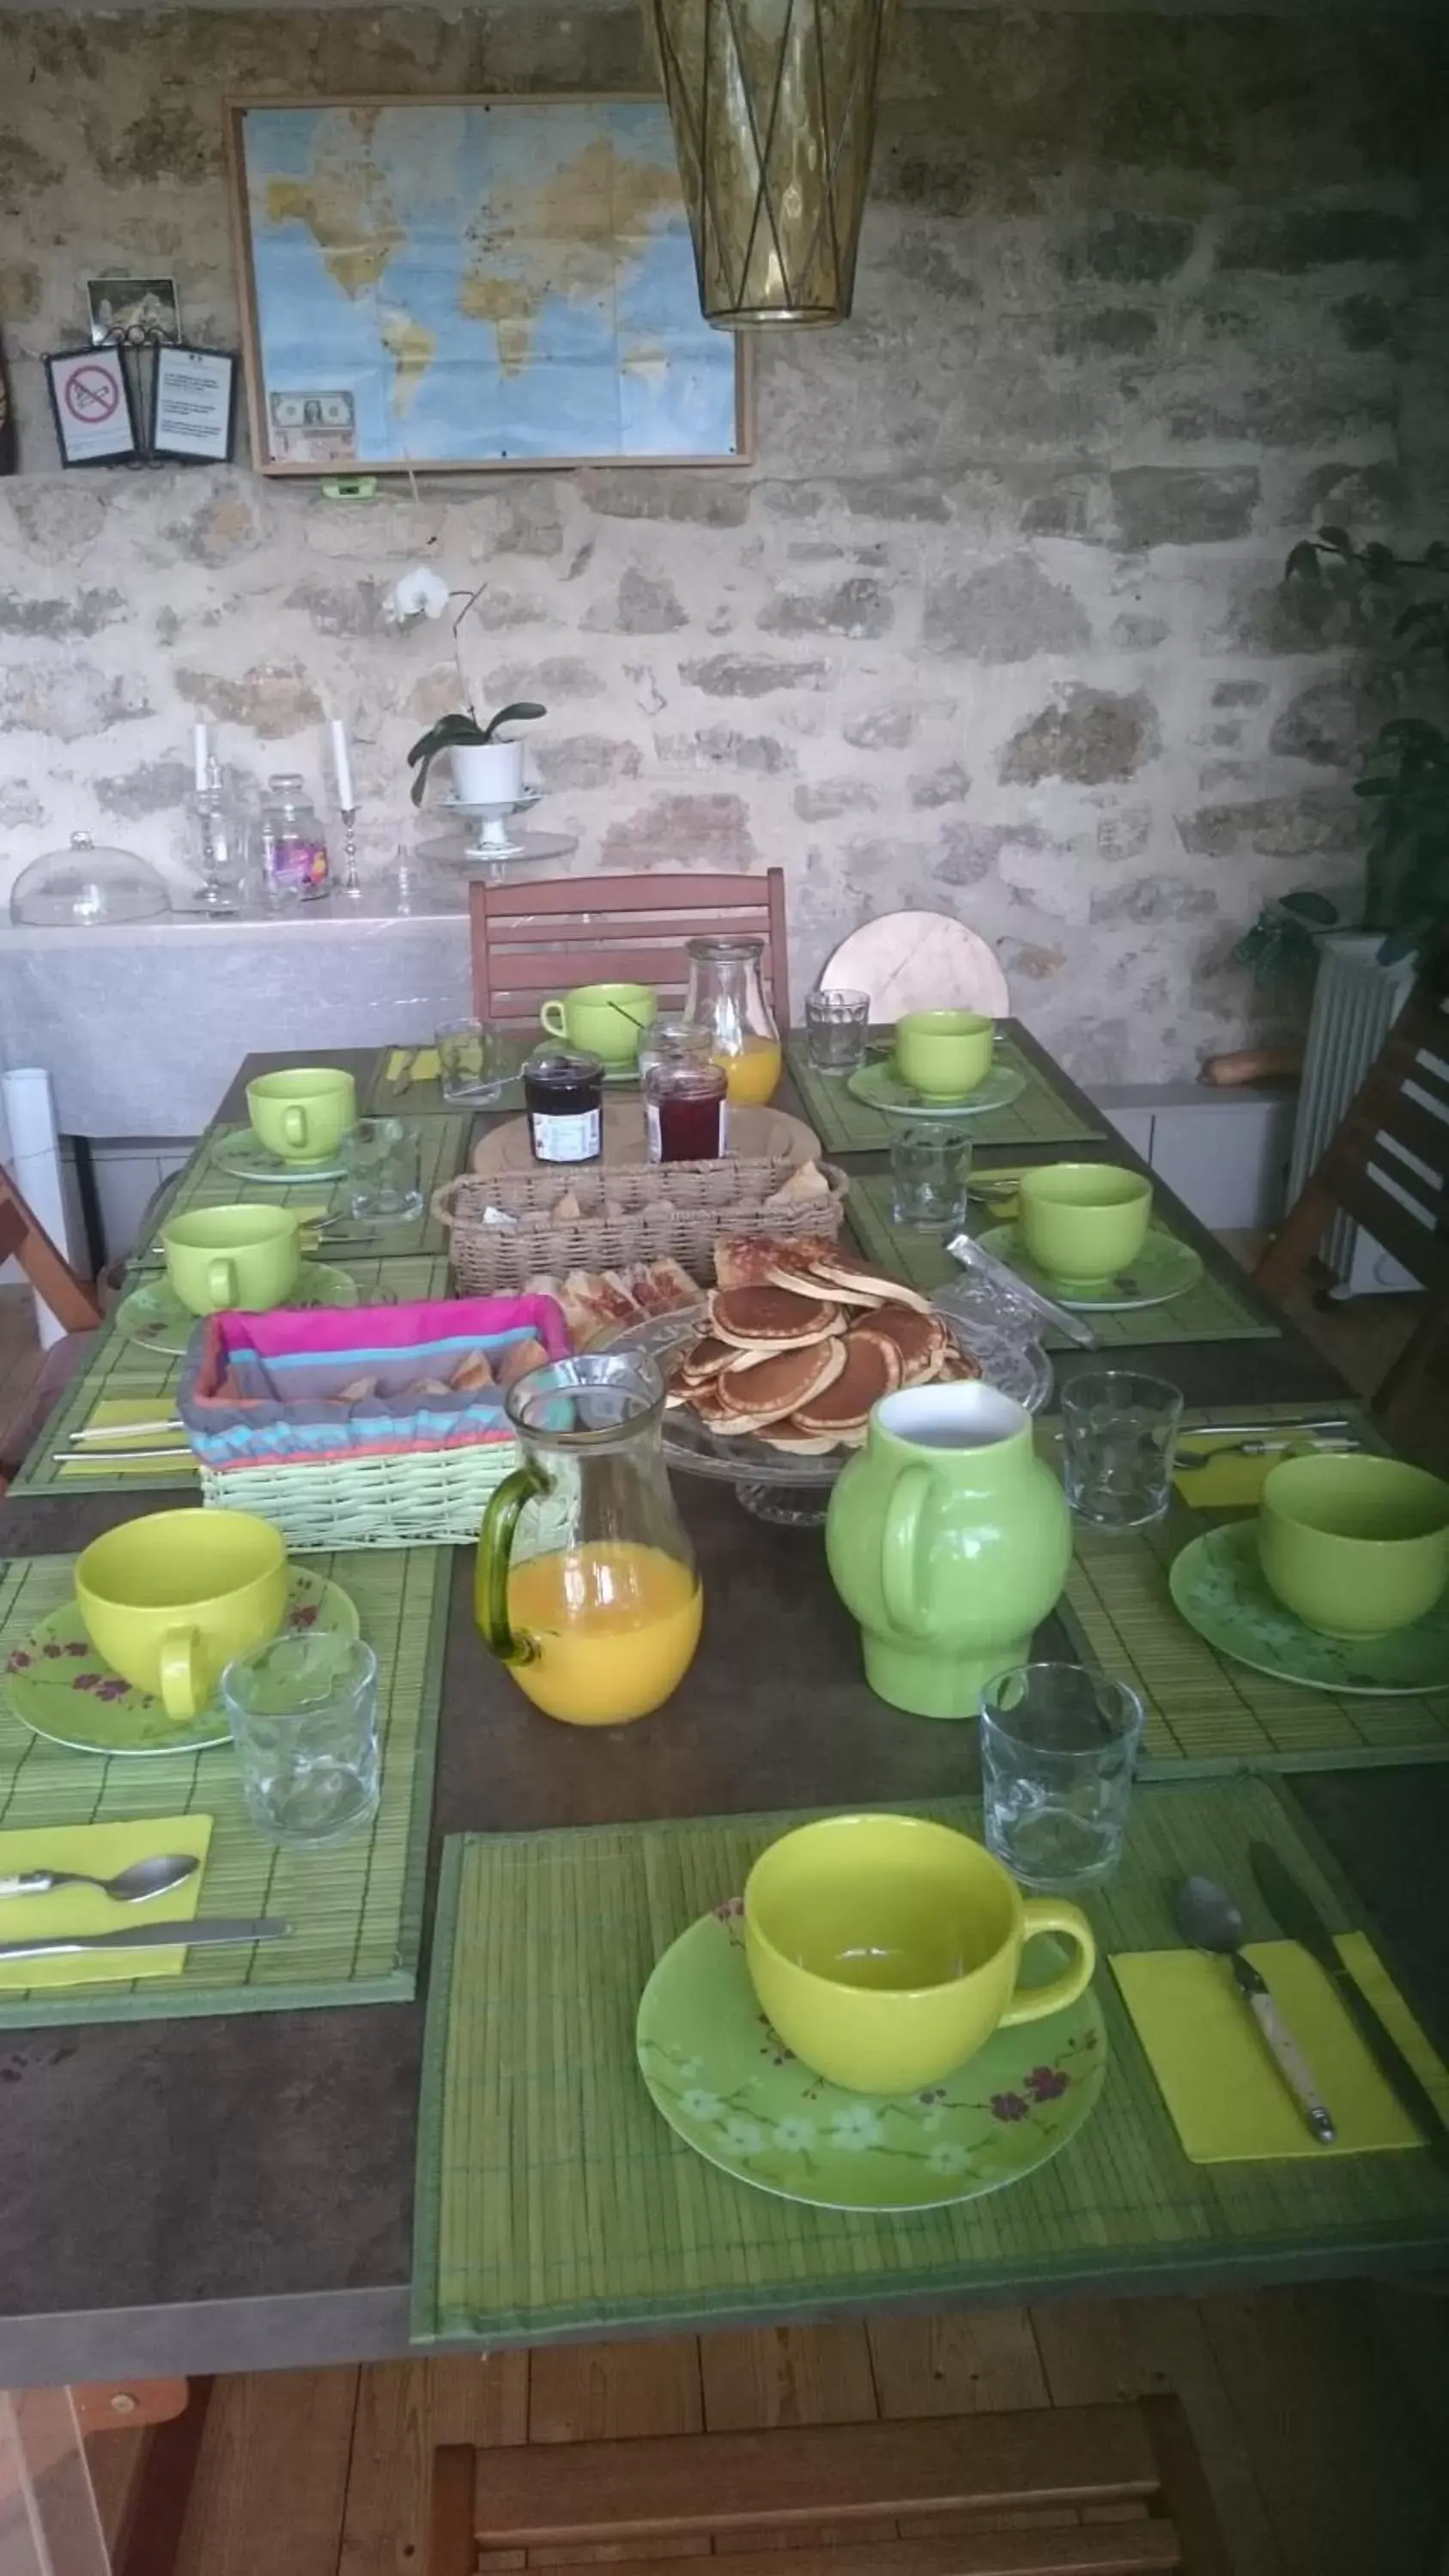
[671,1251,981,1455]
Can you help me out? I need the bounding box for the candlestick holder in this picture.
[339,807,361,898]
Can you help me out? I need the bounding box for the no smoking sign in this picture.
[45,345,137,464]
[63,363,121,423]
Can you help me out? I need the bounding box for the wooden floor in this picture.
[87,2293,1449,2575]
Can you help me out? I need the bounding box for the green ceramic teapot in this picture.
[825,1382,1072,1719]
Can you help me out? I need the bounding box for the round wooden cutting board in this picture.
[472,1098,822,1176]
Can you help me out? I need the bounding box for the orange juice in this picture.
[505,1541,702,1726]
[715,1036,783,1107]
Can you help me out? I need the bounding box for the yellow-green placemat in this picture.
[848,1175,1276,1347]
[1056,1405,1449,1775]
[410,1777,1449,2348]
[0,1545,447,2026]
[139,1114,470,1263]
[785,1031,1105,1157]
[11,1255,452,1497]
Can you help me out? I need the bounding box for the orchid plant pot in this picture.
[451,741,524,805]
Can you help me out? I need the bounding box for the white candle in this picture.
[192,721,209,796]
[329,717,355,811]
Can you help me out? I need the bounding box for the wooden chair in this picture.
[1252,938,1449,1453]
[468,868,791,1034]
[428,2397,1233,2573]
[0,1162,103,1492]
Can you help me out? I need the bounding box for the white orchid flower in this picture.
[383,565,452,627]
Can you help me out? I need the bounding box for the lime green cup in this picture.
[162,1206,300,1315]
[1258,1452,1449,1639]
[75,1510,288,1722]
[246,1067,356,1164]
[744,1814,1096,2094]
[539,982,657,1070]
[1017,1162,1153,1285]
[894,1010,995,1098]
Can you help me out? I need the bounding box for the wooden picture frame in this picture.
[224,94,753,480]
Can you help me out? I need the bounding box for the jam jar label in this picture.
[530,1106,602,1163]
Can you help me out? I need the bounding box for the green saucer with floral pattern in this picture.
[1170,1522,1449,1696]
[115,1262,361,1358]
[636,1904,1106,2212]
[978,1221,1203,1312]
[3,1568,360,1755]
[847,1058,1027,1121]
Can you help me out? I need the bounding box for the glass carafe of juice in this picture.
[683,935,782,1109]
[475,1354,703,1727]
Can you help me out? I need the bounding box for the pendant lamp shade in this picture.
[645,0,892,328]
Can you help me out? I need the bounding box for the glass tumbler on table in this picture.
[887,1119,972,1231]
[804,986,870,1076]
[1061,1370,1184,1531]
[344,1117,423,1221]
[436,1016,504,1104]
[222,1631,380,1848]
[979,1662,1144,1893]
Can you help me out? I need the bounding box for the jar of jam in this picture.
[641,1021,727,1163]
[523,1045,604,1164]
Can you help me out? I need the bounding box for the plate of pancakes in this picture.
[603,1244,1052,1489]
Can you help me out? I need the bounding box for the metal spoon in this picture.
[1173,1874,1336,2144]
[0,1853,202,1905]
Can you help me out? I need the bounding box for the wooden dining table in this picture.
[0,1024,1444,2390]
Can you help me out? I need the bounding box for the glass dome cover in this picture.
[11,832,172,927]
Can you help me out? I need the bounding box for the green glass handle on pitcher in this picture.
[476,1464,549,1664]
[880,1464,936,1636]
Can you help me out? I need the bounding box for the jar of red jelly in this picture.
[642,1025,727,1163]
[523,1045,604,1164]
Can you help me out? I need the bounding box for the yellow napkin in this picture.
[973,1163,1027,1221]
[0,1814,214,1988]
[386,1046,440,1086]
[58,1398,195,1482]
[1170,1443,1282,1510]
[1113,1935,1449,2161]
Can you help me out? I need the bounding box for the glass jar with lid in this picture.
[259,775,330,904]
[640,1019,727,1163]
[682,936,782,1108]
[523,1044,605,1164]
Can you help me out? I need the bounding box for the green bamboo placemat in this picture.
[785,1032,1105,1157]
[0,1545,446,2026]
[139,1114,470,1263]
[10,1255,452,1497]
[847,1176,1276,1348]
[1056,1404,1449,1777]
[411,1777,1449,2347]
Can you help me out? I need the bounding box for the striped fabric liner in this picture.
[411,1777,1449,2347]
[848,1175,1276,1347]
[11,1255,452,1497]
[785,1035,1106,1157]
[136,1113,471,1262]
[0,1545,447,2026]
[1056,1406,1449,1776]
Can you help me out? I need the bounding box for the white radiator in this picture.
[1288,932,1417,1295]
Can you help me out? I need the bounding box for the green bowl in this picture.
[1258,1452,1449,1639]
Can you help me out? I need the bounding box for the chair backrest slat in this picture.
[470,870,791,1034]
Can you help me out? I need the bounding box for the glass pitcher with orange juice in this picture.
[476,1355,702,1727]
[684,934,782,1109]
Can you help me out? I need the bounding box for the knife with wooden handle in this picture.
[0,1918,290,1961]
[1249,1844,1449,2170]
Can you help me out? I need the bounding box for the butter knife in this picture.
[0,1917,290,1962]
[1249,1844,1449,2169]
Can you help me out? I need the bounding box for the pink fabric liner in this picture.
[205,1294,569,1368]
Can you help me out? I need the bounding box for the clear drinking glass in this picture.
[888,1122,972,1230]
[436,1016,503,1103]
[979,1662,1144,1892]
[222,1631,380,1847]
[344,1117,423,1220]
[1060,1370,1184,1531]
[805,986,870,1075]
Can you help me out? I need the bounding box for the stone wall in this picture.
[1,4,1445,1080]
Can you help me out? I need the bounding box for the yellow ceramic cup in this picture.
[744,1813,1095,2094]
[75,1510,288,1722]
[161,1206,300,1315]
[895,1010,995,1098]
[246,1067,357,1164]
[1017,1162,1152,1285]
[1258,1451,1449,1638]
[539,983,657,1070]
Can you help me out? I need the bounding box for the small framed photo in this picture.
[150,344,237,465]
[45,346,140,468]
[87,275,181,345]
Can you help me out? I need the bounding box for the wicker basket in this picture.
[198,1445,517,1548]
[433,1158,849,1294]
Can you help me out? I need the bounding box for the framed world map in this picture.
[226,96,749,476]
